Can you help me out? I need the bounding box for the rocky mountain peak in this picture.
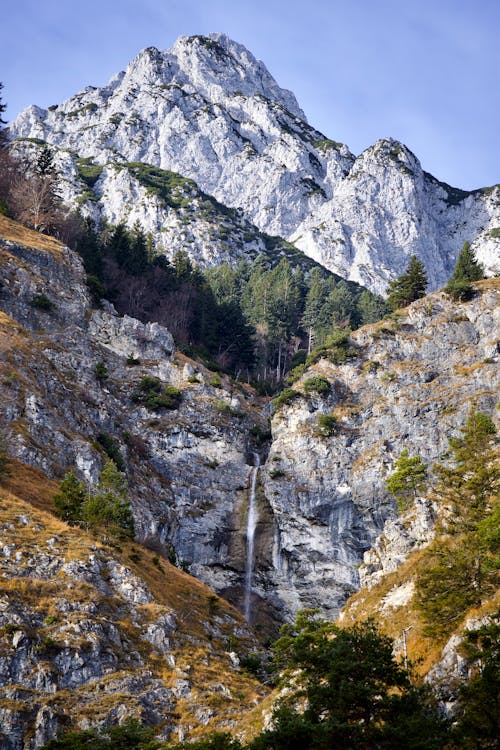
[8,35,500,292]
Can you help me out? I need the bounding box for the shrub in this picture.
[96,432,125,472]
[126,354,141,366]
[94,361,108,382]
[272,388,300,411]
[132,376,181,410]
[303,375,330,395]
[209,373,222,388]
[317,413,338,436]
[29,293,54,311]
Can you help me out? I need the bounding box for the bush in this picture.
[303,375,330,395]
[272,388,300,411]
[126,354,141,366]
[209,373,222,388]
[29,293,54,311]
[132,376,181,410]
[96,432,125,472]
[317,413,337,436]
[94,361,108,382]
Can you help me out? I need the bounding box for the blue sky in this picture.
[1,0,499,190]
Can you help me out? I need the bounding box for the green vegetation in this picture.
[444,241,484,301]
[29,292,55,311]
[448,617,500,749]
[302,375,330,395]
[76,157,103,189]
[53,461,134,540]
[487,227,500,238]
[387,255,428,310]
[316,412,338,437]
[73,215,384,385]
[132,376,182,411]
[52,471,87,524]
[416,412,499,636]
[41,720,155,749]
[94,360,108,383]
[96,432,125,472]
[386,449,427,512]
[271,388,300,411]
[312,138,343,153]
[251,611,448,750]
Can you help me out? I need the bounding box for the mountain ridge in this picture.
[9,33,500,293]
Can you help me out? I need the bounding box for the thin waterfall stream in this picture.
[244,452,260,622]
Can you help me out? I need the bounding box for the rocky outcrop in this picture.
[0,217,269,620]
[0,487,265,748]
[9,34,500,292]
[254,280,499,621]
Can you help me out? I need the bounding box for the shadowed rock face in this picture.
[1,219,498,632]
[9,35,500,293]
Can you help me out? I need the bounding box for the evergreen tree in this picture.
[327,279,355,326]
[415,413,499,636]
[444,241,484,301]
[387,255,428,310]
[301,268,325,353]
[386,450,427,511]
[449,617,500,749]
[53,471,87,524]
[81,460,134,540]
[251,610,447,750]
[358,288,387,324]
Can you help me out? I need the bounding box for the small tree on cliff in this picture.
[386,449,428,511]
[444,241,484,301]
[387,255,428,310]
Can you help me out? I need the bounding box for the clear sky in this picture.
[1,0,499,190]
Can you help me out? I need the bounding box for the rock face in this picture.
[1,217,499,631]
[0,216,269,621]
[9,34,500,292]
[1,217,498,631]
[254,281,499,621]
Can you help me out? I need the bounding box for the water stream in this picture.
[244,452,260,622]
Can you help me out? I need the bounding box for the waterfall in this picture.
[244,452,260,622]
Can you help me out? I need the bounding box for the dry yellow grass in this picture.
[0,215,63,255]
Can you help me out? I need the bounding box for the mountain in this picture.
[9,33,500,293]
[1,214,498,628]
[0,212,498,745]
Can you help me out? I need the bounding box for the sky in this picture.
[1,0,499,190]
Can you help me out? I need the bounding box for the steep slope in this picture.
[0,463,267,749]
[253,278,499,621]
[9,34,500,291]
[0,215,274,628]
[0,216,498,634]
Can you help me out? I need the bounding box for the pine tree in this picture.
[53,471,87,524]
[81,460,134,540]
[358,289,387,324]
[387,255,428,310]
[252,611,448,750]
[386,449,427,511]
[444,241,484,301]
